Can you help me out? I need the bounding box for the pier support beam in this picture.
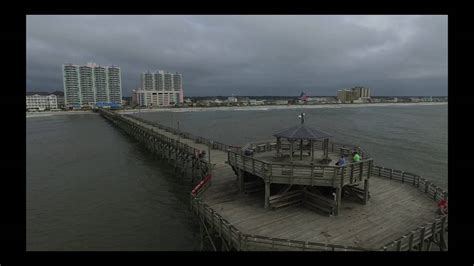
[363,179,369,204]
[264,182,271,209]
[335,187,342,215]
[238,169,245,193]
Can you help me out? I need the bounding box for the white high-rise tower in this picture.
[62,63,122,108]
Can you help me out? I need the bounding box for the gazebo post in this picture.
[311,140,314,161]
[300,139,303,160]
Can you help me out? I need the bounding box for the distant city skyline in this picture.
[27,15,447,97]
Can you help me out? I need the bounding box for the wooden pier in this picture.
[99,109,448,251]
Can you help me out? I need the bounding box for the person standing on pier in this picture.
[438,198,448,215]
[352,151,361,162]
[336,155,346,166]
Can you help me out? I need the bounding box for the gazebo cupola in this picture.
[273,113,333,163]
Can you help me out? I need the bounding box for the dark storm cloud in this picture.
[27,15,447,96]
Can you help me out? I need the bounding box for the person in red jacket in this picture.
[438,199,448,215]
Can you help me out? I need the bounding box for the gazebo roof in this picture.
[273,125,333,141]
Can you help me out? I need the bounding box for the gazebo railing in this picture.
[242,139,370,159]
[228,150,372,188]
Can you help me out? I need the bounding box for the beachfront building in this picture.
[136,70,184,107]
[227,96,238,103]
[132,89,181,107]
[337,86,371,103]
[62,63,122,108]
[337,89,358,103]
[26,93,60,111]
[352,86,371,98]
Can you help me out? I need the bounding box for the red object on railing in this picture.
[191,175,212,196]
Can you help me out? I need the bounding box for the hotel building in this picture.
[133,70,184,107]
[62,63,122,108]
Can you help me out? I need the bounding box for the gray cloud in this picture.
[27,15,447,96]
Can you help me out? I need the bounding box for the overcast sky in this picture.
[27,15,447,97]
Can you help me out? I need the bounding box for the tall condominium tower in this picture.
[164,72,173,91]
[108,66,122,104]
[63,64,80,107]
[94,65,108,102]
[62,63,122,108]
[79,65,94,106]
[154,70,164,91]
[135,70,184,107]
[141,71,154,91]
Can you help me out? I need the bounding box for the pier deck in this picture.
[202,175,438,249]
[100,109,447,251]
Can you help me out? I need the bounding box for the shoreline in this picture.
[25,102,447,117]
[26,110,97,118]
[119,102,447,114]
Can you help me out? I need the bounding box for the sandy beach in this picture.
[118,102,447,114]
[25,102,447,118]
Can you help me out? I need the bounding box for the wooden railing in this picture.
[228,150,372,187]
[373,165,447,202]
[372,165,448,251]
[190,197,367,251]
[101,109,210,176]
[380,215,448,251]
[127,114,242,153]
[243,139,370,159]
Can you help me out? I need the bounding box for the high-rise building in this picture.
[79,65,95,106]
[63,63,122,108]
[141,71,154,91]
[63,64,81,108]
[164,72,173,91]
[135,70,184,107]
[173,73,182,91]
[154,70,165,91]
[337,89,358,103]
[337,87,371,103]
[351,86,371,98]
[108,66,122,104]
[94,66,108,103]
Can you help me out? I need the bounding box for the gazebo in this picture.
[273,113,333,162]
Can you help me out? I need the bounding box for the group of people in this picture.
[335,151,361,166]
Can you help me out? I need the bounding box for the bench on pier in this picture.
[303,188,336,216]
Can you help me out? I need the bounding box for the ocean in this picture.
[26,104,447,250]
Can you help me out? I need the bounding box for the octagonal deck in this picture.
[202,174,439,249]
